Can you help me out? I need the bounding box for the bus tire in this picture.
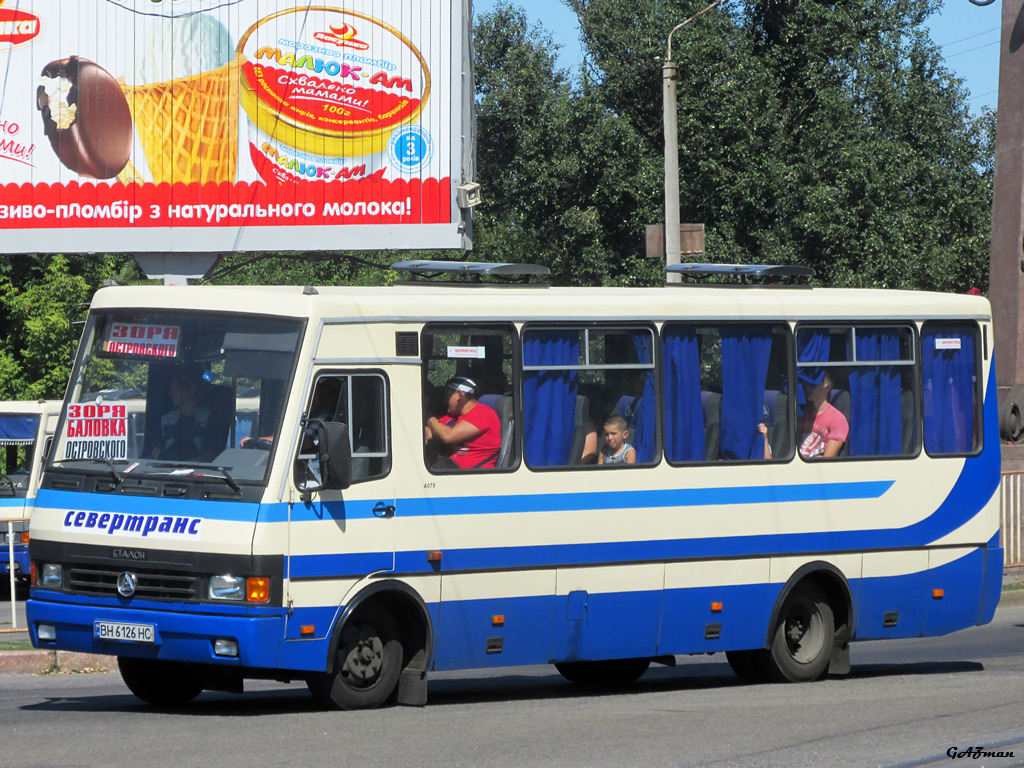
[118,657,206,706]
[554,658,650,686]
[308,603,402,710]
[764,582,834,683]
[725,649,770,683]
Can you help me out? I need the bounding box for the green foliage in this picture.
[472,0,993,291]
[0,254,140,401]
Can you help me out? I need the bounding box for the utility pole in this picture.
[662,0,725,284]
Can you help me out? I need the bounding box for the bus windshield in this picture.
[0,414,39,496]
[50,311,304,485]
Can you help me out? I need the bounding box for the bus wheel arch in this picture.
[764,562,853,682]
[312,580,433,709]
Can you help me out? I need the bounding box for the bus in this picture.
[26,262,1002,709]
[2,400,61,589]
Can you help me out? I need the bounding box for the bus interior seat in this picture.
[702,391,721,460]
[613,394,639,428]
[202,383,235,452]
[566,395,591,465]
[901,388,915,454]
[479,394,515,468]
[763,389,790,458]
[828,388,852,456]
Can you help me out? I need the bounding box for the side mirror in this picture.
[318,421,352,490]
[294,420,352,493]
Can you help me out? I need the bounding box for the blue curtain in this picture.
[720,326,773,460]
[849,330,901,456]
[630,332,656,463]
[923,327,977,454]
[0,415,38,445]
[662,328,705,462]
[523,330,579,466]
[796,330,831,405]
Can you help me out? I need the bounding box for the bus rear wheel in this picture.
[118,657,206,706]
[308,604,403,710]
[764,582,834,683]
[554,658,650,686]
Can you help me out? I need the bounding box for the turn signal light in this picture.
[710,602,723,613]
[22,531,28,544]
[247,576,270,603]
[932,588,944,599]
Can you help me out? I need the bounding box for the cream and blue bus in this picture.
[2,400,61,588]
[26,262,1002,708]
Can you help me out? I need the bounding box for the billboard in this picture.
[0,0,474,254]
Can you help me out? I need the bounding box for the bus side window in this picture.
[303,374,391,484]
[522,325,656,468]
[663,323,791,464]
[421,325,517,472]
[796,325,917,460]
[921,322,981,456]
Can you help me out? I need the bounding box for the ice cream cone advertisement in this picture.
[0,1,472,255]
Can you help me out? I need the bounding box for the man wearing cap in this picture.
[425,376,501,469]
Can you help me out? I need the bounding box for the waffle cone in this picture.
[122,57,241,185]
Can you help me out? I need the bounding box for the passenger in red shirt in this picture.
[797,371,849,459]
[424,376,501,469]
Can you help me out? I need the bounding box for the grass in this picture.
[0,639,33,651]
[1004,582,1024,592]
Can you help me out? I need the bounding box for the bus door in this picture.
[286,372,395,637]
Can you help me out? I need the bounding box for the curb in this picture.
[0,650,117,675]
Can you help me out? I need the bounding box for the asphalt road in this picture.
[2,601,1023,768]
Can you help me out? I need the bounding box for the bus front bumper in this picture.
[27,594,286,669]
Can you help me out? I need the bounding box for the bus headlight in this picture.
[39,563,62,589]
[208,575,245,601]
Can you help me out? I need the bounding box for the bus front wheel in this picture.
[118,657,206,706]
[308,604,403,710]
[554,658,650,686]
[765,582,834,683]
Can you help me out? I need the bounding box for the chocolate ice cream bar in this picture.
[37,56,133,180]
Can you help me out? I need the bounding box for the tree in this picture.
[469,0,993,290]
[0,254,139,400]
[472,4,662,285]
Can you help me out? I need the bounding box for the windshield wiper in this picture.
[193,466,241,494]
[54,458,123,486]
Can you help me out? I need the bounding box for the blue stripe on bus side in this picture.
[0,498,28,508]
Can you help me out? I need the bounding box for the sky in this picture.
[473,0,1002,114]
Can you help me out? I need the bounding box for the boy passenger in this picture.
[425,376,501,469]
[598,415,636,465]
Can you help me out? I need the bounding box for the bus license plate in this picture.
[94,621,155,644]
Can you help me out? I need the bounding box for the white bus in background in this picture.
[2,400,61,588]
[25,262,1002,709]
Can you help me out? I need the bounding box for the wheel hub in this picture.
[340,625,385,686]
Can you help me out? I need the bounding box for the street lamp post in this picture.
[662,0,726,283]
